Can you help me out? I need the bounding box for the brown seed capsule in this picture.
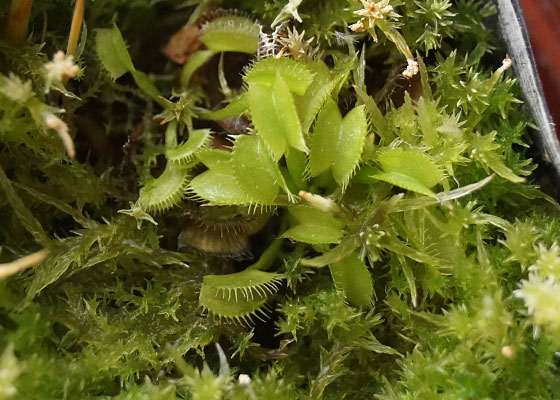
[501,345,516,359]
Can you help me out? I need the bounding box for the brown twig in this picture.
[0,249,49,279]
[66,0,85,56]
[4,0,34,44]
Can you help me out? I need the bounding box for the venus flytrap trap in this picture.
[309,98,368,189]
[200,13,260,54]
[199,269,284,323]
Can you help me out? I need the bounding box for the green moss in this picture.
[1,0,560,398]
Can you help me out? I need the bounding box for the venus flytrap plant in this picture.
[189,135,294,207]
[181,12,259,88]
[3,1,560,398]
[328,251,374,307]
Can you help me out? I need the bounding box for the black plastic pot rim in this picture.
[496,0,560,183]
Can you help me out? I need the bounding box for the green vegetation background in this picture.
[1,0,560,399]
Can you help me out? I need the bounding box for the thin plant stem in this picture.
[60,0,85,87]
[66,0,85,56]
[4,0,34,44]
[0,250,49,279]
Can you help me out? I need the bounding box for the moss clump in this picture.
[1,0,560,398]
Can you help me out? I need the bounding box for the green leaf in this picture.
[483,157,526,183]
[95,23,134,79]
[417,53,432,101]
[282,225,343,245]
[372,149,444,197]
[334,105,368,187]
[166,129,211,165]
[96,23,165,106]
[244,57,315,96]
[372,172,436,198]
[393,174,496,212]
[470,132,526,183]
[181,49,214,87]
[203,270,282,300]
[200,282,269,323]
[416,97,439,148]
[300,239,359,268]
[309,98,342,176]
[282,206,345,244]
[297,61,346,134]
[131,70,163,105]
[401,259,418,307]
[396,92,418,144]
[200,15,260,54]
[189,164,249,205]
[381,235,444,266]
[195,148,232,168]
[230,135,285,205]
[198,93,248,121]
[248,82,285,158]
[0,165,50,247]
[286,149,308,191]
[354,85,393,143]
[309,99,368,188]
[248,74,307,160]
[377,150,443,189]
[271,74,307,153]
[189,136,290,205]
[329,252,373,307]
